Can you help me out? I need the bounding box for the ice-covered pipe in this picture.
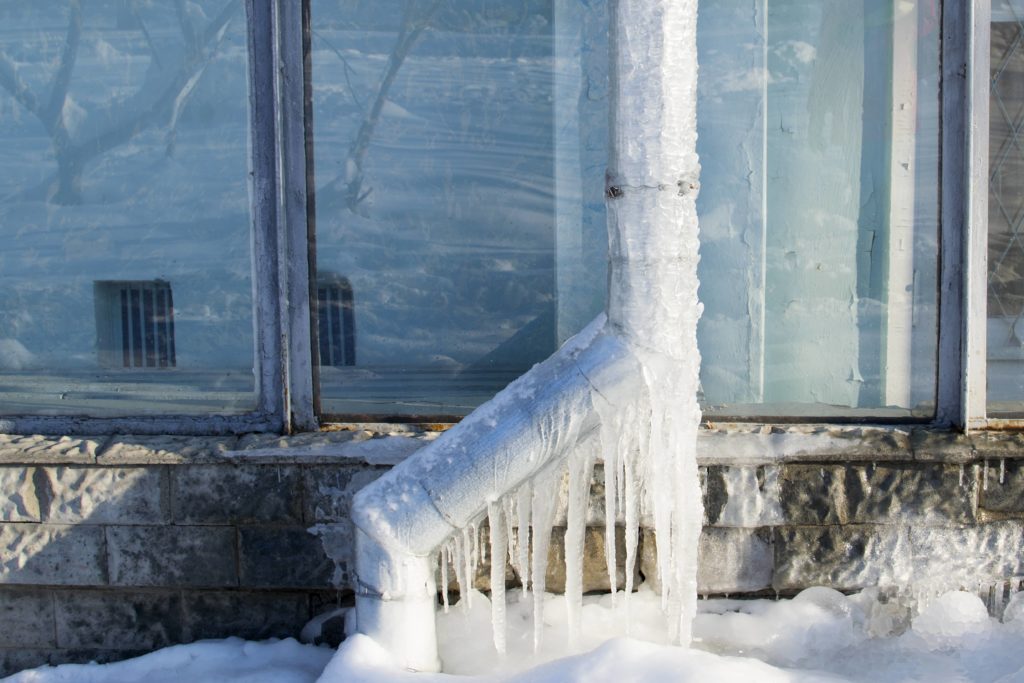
[351,0,701,671]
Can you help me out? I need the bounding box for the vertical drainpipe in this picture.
[606,0,701,362]
[605,0,703,645]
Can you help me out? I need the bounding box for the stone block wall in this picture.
[0,431,413,676]
[2,426,1024,675]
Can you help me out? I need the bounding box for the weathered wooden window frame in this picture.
[0,0,1009,435]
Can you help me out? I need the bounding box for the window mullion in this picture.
[966,0,991,428]
[246,0,285,428]
[938,0,989,429]
[273,0,317,432]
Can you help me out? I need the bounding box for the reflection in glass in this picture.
[988,2,1024,413]
[310,1,608,418]
[697,0,940,418]
[0,1,256,415]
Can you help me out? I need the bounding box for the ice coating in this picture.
[718,465,784,527]
[605,0,704,645]
[911,591,992,647]
[349,0,704,669]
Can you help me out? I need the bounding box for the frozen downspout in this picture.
[350,0,701,671]
[606,0,703,644]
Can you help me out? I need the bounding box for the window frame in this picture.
[941,0,990,430]
[0,0,1014,435]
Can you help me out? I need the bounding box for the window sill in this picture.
[0,423,1018,468]
[0,428,440,467]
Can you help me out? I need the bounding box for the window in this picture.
[308,1,607,420]
[0,0,1010,433]
[697,0,940,420]
[0,0,257,419]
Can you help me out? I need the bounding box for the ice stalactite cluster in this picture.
[436,368,702,656]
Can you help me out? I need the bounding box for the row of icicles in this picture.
[434,370,704,657]
[435,456,632,658]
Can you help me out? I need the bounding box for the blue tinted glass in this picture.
[310,1,608,417]
[989,3,1024,413]
[0,1,256,415]
[697,0,940,418]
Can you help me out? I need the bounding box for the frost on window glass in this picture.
[697,0,940,419]
[310,0,608,418]
[0,1,256,416]
[989,0,1024,414]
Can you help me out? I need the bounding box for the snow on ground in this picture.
[3,638,333,683]
[9,587,1024,683]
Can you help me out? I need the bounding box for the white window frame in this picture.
[939,0,989,429]
[0,0,1013,435]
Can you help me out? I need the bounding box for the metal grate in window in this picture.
[317,276,355,367]
[94,280,176,369]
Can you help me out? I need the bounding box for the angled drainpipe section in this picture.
[350,0,700,672]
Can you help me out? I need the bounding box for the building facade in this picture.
[0,0,1022,674]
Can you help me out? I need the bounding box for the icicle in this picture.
[959,464,965,488]
[440,545,450,613]
[564,449,595,647]
[638,350,703,646]
[516,484,532,592]
[504,495,518,589]
[452,535,467,613]
[462,526,475,608]
[984,460,989,491]
[617,444,627,516]
[487,501,508,656]
[471,522,481,571]
[479,521,488,565]
[530,466,561,653]
[602,420,621,605]
[1000,459,1006,485]
[622,403,643,630]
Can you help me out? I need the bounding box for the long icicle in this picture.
[440,545,450,613]
[565,447,595,647]
[488,501,508,656]
[452,534,467,613]
[462,526,475,609]
[504,494,519,589]
[530,466,561,652]
[517,483,533,593]
[622,403,642,629]
[602,414,621,604]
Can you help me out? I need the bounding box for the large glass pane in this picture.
[310,1,607,418]
[697,0,940,419]
[0,1,256,415]
[989,1,1024,413]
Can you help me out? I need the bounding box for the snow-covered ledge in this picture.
[350,0,703,671]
